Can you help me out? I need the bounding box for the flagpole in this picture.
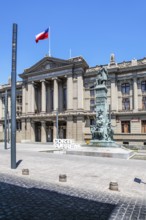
[49,26,51,56]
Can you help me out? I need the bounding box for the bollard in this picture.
[22,169,29,175]
[59,174,67,182]
[109,182,118,191]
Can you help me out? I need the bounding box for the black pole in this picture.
[11,23,17,169]
[4,90,8,149]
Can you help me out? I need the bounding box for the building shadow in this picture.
[0,181,116,220]
[16,159,23,168]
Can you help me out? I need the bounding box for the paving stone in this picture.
[0,143,146,219]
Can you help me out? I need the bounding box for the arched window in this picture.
[141,81,146,92]
[121,83,130,94]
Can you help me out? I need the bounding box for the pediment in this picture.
[23,56,70,74]
[19,56,89,80]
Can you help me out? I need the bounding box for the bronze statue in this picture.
[96,67,108,85]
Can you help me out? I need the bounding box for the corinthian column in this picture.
[28,82,35,113]
[133,77,138,111]
[111,77,117,111]
[53,78,58,111]
[22,84,26,114]
[41,121,46,142]
[41,80,46,113]
[67,76,73,110]
[77,74,84,109]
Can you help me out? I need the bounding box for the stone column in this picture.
[28,82,35,113]
[25,118,31,141]
[77,74,84,109]
[21,119,26,141]
[76,116,84,142]
[41,80,46,113]
[41,121,46,142]
[22,84,26,114]
[67,76,73,110]
[53,78,58,111]
[72,117,77,140]
[111,78,117,111]
[117,81,122,111]
[133,77,138,111]
[66,116,73,139]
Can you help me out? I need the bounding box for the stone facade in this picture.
[0,55,146,146]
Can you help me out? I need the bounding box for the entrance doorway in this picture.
[59,121,66,139]
[46,122,53,142]
[35,122,41,142]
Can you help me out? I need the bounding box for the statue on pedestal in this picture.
[90,67,114,143]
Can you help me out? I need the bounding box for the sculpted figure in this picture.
[96,67,108,85]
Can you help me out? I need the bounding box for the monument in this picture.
[53,66,134,159]
[90,67,119,147]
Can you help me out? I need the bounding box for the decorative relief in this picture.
[118,61,131,68]
[137,58,146,65]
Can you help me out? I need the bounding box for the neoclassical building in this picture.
[0,54,146,146]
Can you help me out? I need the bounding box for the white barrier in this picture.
[53,139,80,149]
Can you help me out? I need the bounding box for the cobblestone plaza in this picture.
[0,143,146,219]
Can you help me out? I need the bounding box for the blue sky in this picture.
[1,0,146,84]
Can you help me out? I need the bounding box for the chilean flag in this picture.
[35,28,49,43]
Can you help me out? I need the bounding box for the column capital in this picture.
[30,120,35,125]
[41,121,46,125]
[40,79,46,83]
[52,77,58,80]
[133,77,137,82]
[41,80,46,113]
[53,77,58,111]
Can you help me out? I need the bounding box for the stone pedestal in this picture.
[90,140,120,147]
[95,84,107,118]
[90,67,116,147]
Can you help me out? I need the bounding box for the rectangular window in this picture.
[121,83,130,94]
[142,97,146,110]
[16,95,22,104]
[141,81,146,92]
[90,89,95,97]
[16,121,22,131]
[90,99,95,105]
[122,98,130,110]
[90,106,95,112]
[121,121,130,133]
[142,120,146,133]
